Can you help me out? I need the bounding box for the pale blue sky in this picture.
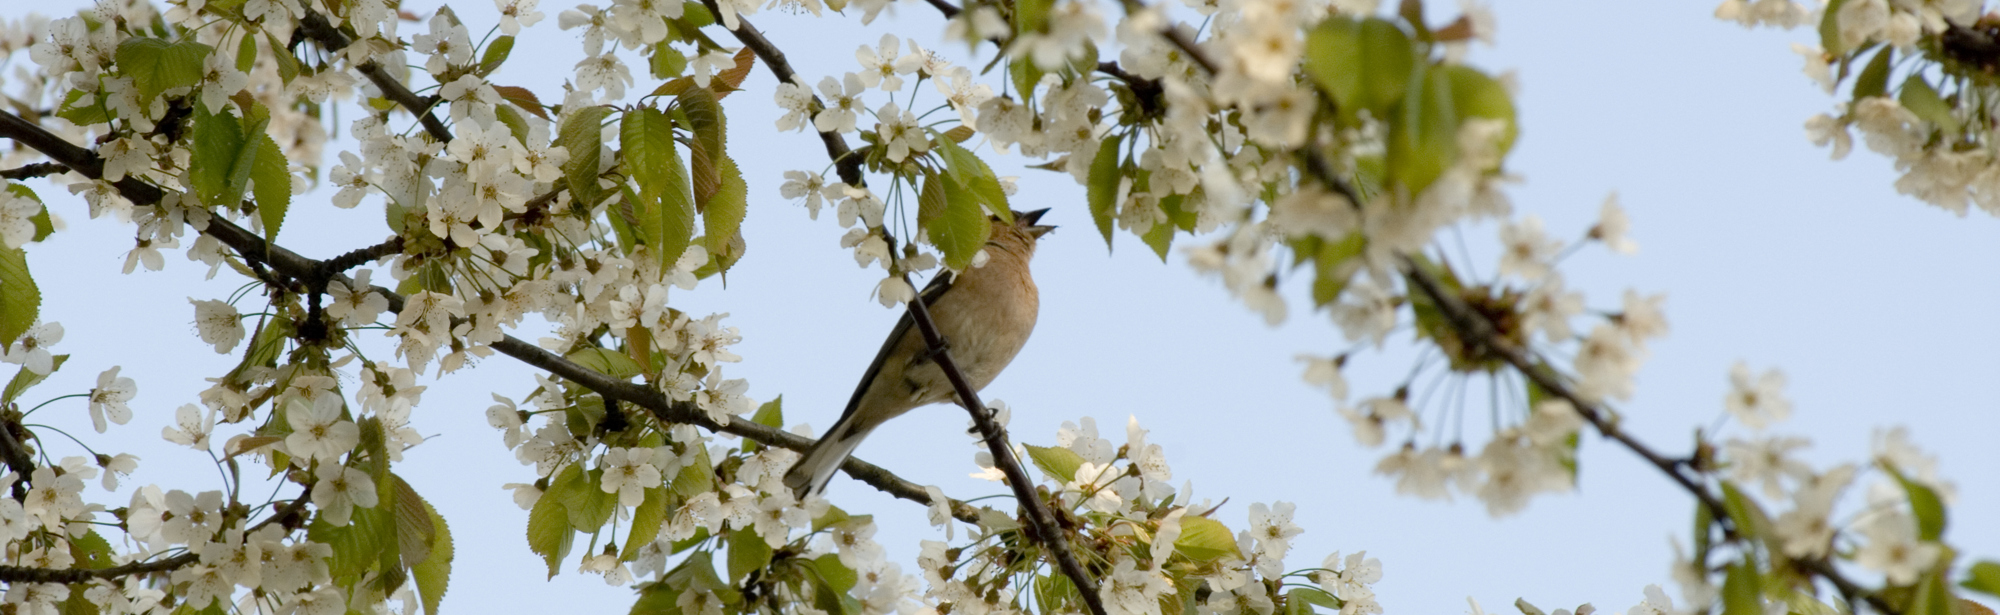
[3,1,1996,614]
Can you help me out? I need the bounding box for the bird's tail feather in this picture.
[783,418,875,498]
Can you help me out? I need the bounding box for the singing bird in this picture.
[784,209,1055,497]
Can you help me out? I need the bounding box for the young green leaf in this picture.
[727,526,773,584]
[1305,17,1414,116]
[1173,516,1240,562]
[478,35,515,76]
[115,37,212,103]
[1141,217,1173,262]
[680,88,725,208]
[936,138,1012,223]
[1022,444,1083,483]
[191,106,247,208]
[703,155,748,273]
[1386,63,1458,196]
[1962,560,2000,597]
[0,247,38,347]
[412,498,455,615]
[621,487,671,561]
[249,133,289,242]
[930,175,991,270]
[525,480,574,578]
[1853,46,1892,100]
[235,32,258,75]
[1087,132,1125,250]
[622,108,696,268]
[560,106,611,209]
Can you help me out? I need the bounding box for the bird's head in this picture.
[990,207,1054,246]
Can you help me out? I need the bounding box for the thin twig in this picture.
[896,268,1112,615]
[0,162,65,181]
[696,8,1109,613]
[695,0,863,186]
[297,11,454,144]
[0,492,308,583]
[0,109,984,524]
[0,419,34,502]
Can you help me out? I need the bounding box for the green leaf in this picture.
[812,505,853,532]
[0,248,37,348]
[1888,465,1948,542]
[632,581,684,614]
[526,474,574,579]
[1854,46,1892,100]
[1304,17,1414,117]
[1,354,66,406]
[1720,562,1762,615]
[814,553,857,593]
[235,32,258,74]
[679,88,725,207]
[1818,0,1850,54]
[1015,0,1050,37]
[68,530,114,570]
[391,475,439,568]
[1087,132,1125,250]
[566,346,643,379]
[115,37,212,103]
[265,33,299,84]
[1140,217,1174,262]
[1174,515,1239,562]
[1913,569,1956,615]
[1961,560,2000,597]
[560,467,618,532]
[670,445,714,498]
[621,487,670,561]
[1311,233,1364,307]
[411,496,455,615]
[478,35,515,76]
[190,105,247,208]
[1022,444,1083,483]
[1443,65,1518,160]
[1386,61,1458,196]
[936,138,1012,223]
[308,501,395,582]
[702,154,748,271]
[56,88,112,126]
[248,133,289,242]
[726,525,773,584]
[930,173,991,271]
[622,108,696,268]
[4,185,52,244]
[650,43,688,79]
[494,103,532,145]
[1718,481,1766,540]
[560,106,610,209]
[918,170,948,233]
[1034,571,1078,615]
[1011,60,1044,104]
[1899,75,1960,136]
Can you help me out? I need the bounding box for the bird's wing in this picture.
[836,271,956,421]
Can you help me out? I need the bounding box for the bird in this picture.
[784,208,1055,498]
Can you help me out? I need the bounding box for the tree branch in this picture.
[1393,254,1891,613]
[0,492,308,584]
[0,109,987,526]
[695,0,864,186]
[0,162,65,181]
[896,267,1112,615]
[296,11,453,144]
[0,418,35,502]
[692,9,1109,613]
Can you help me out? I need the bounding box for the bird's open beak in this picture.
[1018,208,1055,238]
